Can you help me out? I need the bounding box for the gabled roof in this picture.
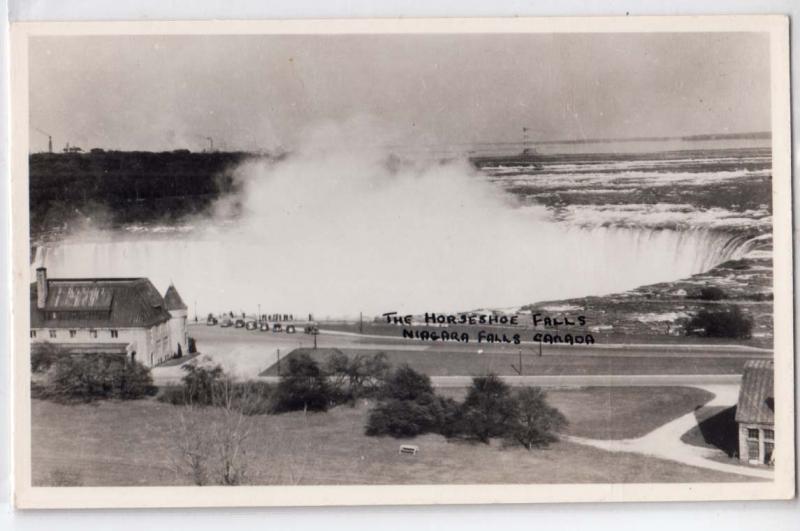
[31,277,172,329]
[163,284,188,311]
[735,359,774,425]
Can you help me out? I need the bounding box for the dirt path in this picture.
[563,384,774,480]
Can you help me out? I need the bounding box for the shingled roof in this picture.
[164,284,188,311]
[30,277,172,329]
[735,359,774,425]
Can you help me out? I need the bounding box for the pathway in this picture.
[563,384,774,480]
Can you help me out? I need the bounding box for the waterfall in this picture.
[31,224,754,319]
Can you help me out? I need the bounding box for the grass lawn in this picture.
[436,386,714,440]
[260,347,750,377]
[31,393,754,487]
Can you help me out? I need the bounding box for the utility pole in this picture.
[276,348,281,376]
[359,312,363,334]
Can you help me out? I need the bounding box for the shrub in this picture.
[505,387,568,450]
[698,286,727,301]
[687,305,753,339]
[381,364,433,401]
[365,398,439,437]
[460,374,518,443]
[180,363,226,406]
[158,365,272,414]
[45,354,156,402]
[271,352,332,413]
[31,342,63,373]
[365,393,461,438]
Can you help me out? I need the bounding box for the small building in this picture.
[735,359,774,465]
[30,267,188,367]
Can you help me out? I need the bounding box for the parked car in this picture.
[206,317,218,326]
[245,320,258,330]
[259,322,270,332]
[220,319,233,328]
[272,323,282,333]
[286,324,296,334]
[235,319,245,328]
[304,323,319,334]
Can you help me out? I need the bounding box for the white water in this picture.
[30,141,756,318]
[33,224,750,319]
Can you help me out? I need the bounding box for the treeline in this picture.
[29,151,269,237]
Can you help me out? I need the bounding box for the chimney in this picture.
[36,267,48,310]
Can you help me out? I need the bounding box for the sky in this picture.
[28,32,771,153]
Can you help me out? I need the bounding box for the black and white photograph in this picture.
[9,16,794,508]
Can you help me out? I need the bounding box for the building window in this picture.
[89,330,98,339]
[747,440,759,461]
[30,330,36,338]
[110,330,119,338]
[49,330,57,339]
[69,330,77,338]
[764,429,774,441]
[747,428,760,440]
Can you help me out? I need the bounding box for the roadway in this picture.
[150,323,766,386]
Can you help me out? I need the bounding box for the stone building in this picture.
[735,359,774,465]
[30,267,188,367]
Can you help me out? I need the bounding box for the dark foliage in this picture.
[179,363,226,406]
[325,351,390,402]
[157,365,272,415]
[271,353,332,413]
[365,393,461,438]
[31,342,62,373]
[459,374,518,443]
[38,354,156,402]
[687,305,753,339]
[505,387,568,450]
[381,364,434,401]
[29,151,260,237]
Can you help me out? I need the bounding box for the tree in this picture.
[325,351,391,402]
[172,378,253,486]
[687,305,753,339]
[271,352,332,413]
[381,364,433,401]
[460,374,518,443]
[506,387,568,450]
[180,363,226,406]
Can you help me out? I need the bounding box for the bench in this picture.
[399,445,419,455]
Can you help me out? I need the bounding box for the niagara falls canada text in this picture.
[381,312,596,345]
